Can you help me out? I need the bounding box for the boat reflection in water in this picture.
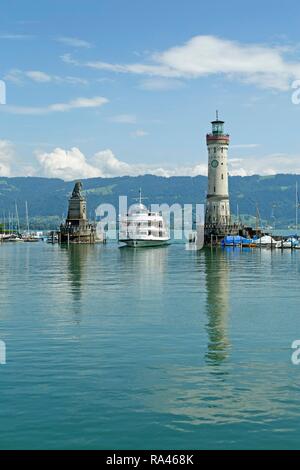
[204,248,230,365]
[119,244,168,300]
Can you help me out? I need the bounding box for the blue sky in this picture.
[1,0,300,180]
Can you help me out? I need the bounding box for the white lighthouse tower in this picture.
[205,113,231,236]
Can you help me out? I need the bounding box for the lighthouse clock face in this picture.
[211,159,219,168]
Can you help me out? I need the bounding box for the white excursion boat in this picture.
[119,191,170,248]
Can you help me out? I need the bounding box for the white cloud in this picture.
[92,149,133,177]
[35,146,207,180]
[1,96,108,115]
[61,76,88,86]
[229,153,300,176]
[109,114,137,124]
[50,96,108,112]
[65,35,300,91]
[231,144,260,149]
[3,134,300,180]
[5,69,88,86]
[139,78,184,91]
[0,33,34,40]
[3,141,300,180]
[26,71,52,83]
[92,150,207,177]
[60,53,79,65]
[36,146,300,181]
[37,147,102,180]
[0,140,15,176]
[3,69,24,85]
[131,129,148,137]
[56,36,92,48]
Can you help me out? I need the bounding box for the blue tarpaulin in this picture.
[222,236,253,246]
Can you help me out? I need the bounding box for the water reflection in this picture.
[61,244,91,321]
[119,245,168,297]
[204,249,230,365]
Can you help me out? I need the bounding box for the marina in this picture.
[1,116,299,251]
[2,0,300,455]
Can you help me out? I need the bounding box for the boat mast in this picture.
[296,181,298,233]
[271,203,276,230]
[256,204,261,233]
[25,201,30,233]
[15,202,20,234]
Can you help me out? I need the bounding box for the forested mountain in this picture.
[0,174,299,229]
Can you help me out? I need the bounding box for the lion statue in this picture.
[72,181,83,198]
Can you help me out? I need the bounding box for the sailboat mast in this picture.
[296,181,298,233]
[25,201,30,233]
[15,202,20,234]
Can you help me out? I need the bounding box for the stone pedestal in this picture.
[59,181,96,244]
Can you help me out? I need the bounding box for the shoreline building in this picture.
[205,113,240,243]
[59,181,96,244]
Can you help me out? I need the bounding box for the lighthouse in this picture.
[205,113,232,239]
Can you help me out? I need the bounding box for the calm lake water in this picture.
[1,242,300,449]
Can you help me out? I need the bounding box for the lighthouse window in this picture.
[221,147,223,153]
[214,147,216,153]
[221,174,224,180]
[214,186,216,192]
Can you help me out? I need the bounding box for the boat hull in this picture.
[119,239,170,248]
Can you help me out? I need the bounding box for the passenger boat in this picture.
[119,190,170,248]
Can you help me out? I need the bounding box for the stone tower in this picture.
[205,113,231,232]
[67,182,87,222]
[59,181,96,244]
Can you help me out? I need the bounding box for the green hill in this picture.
[0,174,299,229]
